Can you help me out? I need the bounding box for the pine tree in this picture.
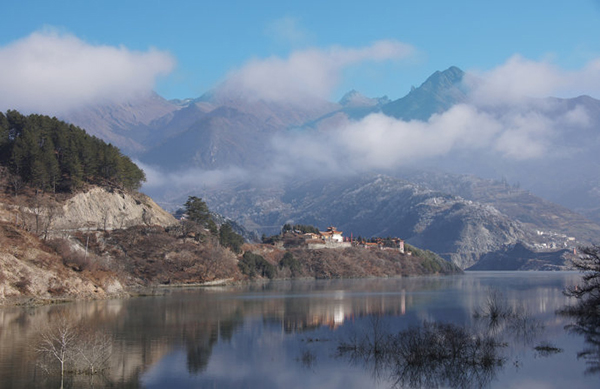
[219,223,244,253]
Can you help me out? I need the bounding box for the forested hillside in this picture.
[0,110,145,193]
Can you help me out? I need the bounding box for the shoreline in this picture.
[0,271,468,308]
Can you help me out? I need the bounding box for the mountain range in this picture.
[59,66,600,270]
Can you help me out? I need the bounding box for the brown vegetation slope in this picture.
[0,220,122,302]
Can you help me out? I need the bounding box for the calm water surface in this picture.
[1,271,598,388]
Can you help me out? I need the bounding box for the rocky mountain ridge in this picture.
[381,65,468,120]
[196,174,575,270]
[61,92,181,154]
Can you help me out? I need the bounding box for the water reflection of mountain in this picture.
[0,274,583,387]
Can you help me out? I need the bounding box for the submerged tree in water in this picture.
[35,318,113,388]
[473,289,544,344]
[338,319,506,389]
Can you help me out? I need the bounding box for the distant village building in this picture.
[303,233,320,241]
[306,226,351,249]
[359,237,404,253]
[362,242,379,249]
[285,225,405,252]
[320,226,344,243]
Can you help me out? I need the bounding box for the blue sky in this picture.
[2,0,600,103]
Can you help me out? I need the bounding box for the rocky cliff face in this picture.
[0,186,176,304]
[51,187,176,233]
[0,221,127,302]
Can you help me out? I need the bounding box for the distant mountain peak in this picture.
[416,66,465,93]
[339,90,390,107]
[169,97,195,107]
[195,89,216,103]
[381,66,467,121]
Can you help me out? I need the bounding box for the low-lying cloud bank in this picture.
[0,29,175,115]
[270,102,590,173]
[141,101,591,197]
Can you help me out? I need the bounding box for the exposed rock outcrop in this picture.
[0,186,176,304]
[51,187,176,233]
[0,222,126,302]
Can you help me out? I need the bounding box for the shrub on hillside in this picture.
[219,223,244,254]
[279,252,301,277]
[14,276,31,293]
[47,238,92,272]
[239,252,275,279]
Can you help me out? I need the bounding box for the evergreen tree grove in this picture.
[0,110,146,192]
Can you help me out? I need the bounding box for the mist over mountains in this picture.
[59,66,600,269]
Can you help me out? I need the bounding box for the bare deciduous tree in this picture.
[10,172,24,197]
[41,201,61,241]
[75,328,113,376]
[35,318,78,388]
[34,318,113,388]
[100,203,111,231]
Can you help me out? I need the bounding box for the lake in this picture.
[1,271,598,388]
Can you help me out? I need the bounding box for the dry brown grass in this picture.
[238,244,457,279]
[78,225,243,285]
[14,276,31,293]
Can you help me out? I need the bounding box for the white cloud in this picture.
[264,17,313,47]
[268,100,589,174]
[561,104,590,127]
[217,52,600,175]
[492,111,555,159]
[338,105,501,167]
[466,54,600,106]
[0,29,175,114]
[139,162,250,190]
[217,40,414,104]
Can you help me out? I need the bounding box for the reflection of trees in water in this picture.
[186,334,216,375]
[473,289,545,346]
[559,245,600,376]
[6,277,578,387]
[185,307,245,374]
[338,319,505,389]
[559,296,600,375]
[337,290,557,389]
[297,349,317,370]
[533,342,563,358]
[566,317,600,375]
